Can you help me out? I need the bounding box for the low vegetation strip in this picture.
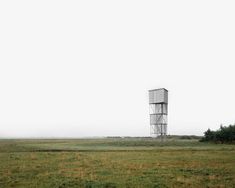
[200,124,235,143]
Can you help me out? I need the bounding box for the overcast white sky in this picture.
[0,0,235,138]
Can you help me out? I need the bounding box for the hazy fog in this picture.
[0,0,234,138]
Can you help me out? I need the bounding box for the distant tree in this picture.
[201,129,215,142]
[200,124,235,143]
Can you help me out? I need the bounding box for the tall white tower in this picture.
[149,88,168,138]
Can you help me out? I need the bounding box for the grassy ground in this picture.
[0,138,235,188]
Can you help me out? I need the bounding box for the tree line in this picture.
[200,124,235,143]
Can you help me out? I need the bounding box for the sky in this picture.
[0,0,235,138]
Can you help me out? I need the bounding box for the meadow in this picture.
[0,138,235,188]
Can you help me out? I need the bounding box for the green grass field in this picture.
[0,138,235,188]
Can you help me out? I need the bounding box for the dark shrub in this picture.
[200,124,235,143]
